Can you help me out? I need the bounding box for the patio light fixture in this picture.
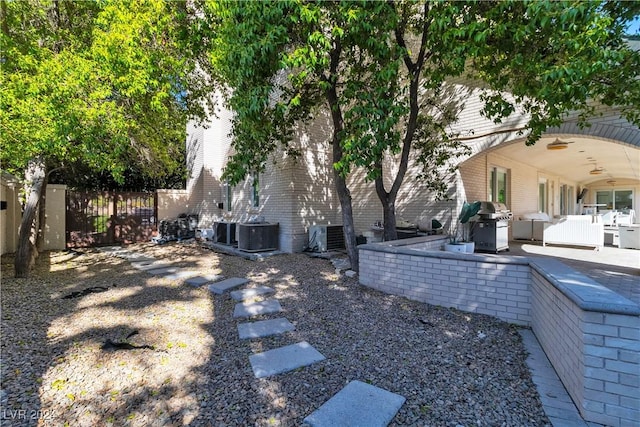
[589,167,604,175]
[546,138,571,150]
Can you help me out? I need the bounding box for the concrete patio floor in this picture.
[506,240,639,306]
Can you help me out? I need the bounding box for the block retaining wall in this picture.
[359,237,640,427]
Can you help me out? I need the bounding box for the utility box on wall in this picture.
[308,225,345,252]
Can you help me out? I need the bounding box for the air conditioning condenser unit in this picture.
[308,225,345,252]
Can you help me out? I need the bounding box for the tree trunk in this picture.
[371,8,428,242]
[15,157,47,278]
[375,176,398,241]
[325,41,359,273]
[333,146,359,273]
[36,178,48,252]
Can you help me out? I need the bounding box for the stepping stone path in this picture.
[162,270,200,281]
[233,299,282,318]
[106,246,405,425]
[249,341,325,379]
[207,277,249,294]
[230,286,274,301]
[131,260,172,271]
[185,275,223,287]
[303,380,406,427]
[238,318,295,339]
[147,266,181,276]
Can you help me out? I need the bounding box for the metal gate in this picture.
[66,191,157,247]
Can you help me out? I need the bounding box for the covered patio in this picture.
[459,113,640,234]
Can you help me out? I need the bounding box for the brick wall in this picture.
[359,240,640,427]
[531,268,585,410]
[581,312,640,426]
[359,241,532,325]
[529,258,640,427]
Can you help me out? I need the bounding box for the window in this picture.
[567,186,574,215]
[224,181,233,211]
[538,178,548,214]
[596,189,633,211]
[559,184,574,215]
[489,167,508,205]
[251,173,259,208]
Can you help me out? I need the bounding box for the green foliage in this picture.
[211,0,639,192]
[0,0,211,187]
[469,1,640,143]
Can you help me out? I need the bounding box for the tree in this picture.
[209,0,640,270]
[338,0,640,241]
[0,0,214,277]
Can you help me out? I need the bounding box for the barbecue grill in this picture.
[471,202,513,253]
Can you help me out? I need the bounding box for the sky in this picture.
[626,16,640,35]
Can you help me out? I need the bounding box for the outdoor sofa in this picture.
[542,215,604,250]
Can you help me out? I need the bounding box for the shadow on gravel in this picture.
[1,243,549,426]
[1,247,215,426]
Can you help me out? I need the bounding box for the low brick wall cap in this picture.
[530,258,640,315]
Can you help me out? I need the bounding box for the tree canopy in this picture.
[0,0,208,184]
[0,0,214,276]
[210,0,640,269]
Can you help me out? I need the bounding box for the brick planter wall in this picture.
[359,238,640,427]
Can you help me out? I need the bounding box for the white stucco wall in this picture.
[42,184,66,251]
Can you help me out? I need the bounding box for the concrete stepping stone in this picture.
[118,251,151,261]
[131,260,170,271]
[162,270,200,281]
[98,247,133,257]
[233,299,282,318]
[249,341,325,378]
[98,246,123,253]
[184,275,223,287]
[230,286,275,301]
[147,266,180,276]
[303,380,406,427]
[207,277,249,295]
[237,318,295,339]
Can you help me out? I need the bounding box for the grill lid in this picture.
[477,202,509,214]
[477,202,513,219]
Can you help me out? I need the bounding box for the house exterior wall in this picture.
[585,179,640,223]
[459,151,585,219]
[187,105,345,253]
[185,82,638,251]
[157,189,191,221]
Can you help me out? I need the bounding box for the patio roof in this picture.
[496,135,640,185]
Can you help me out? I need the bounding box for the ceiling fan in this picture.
[587,163,605,175]
[546,138,574,150]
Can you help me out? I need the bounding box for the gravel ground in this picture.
[1,241,549,426]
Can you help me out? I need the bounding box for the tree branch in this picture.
[456,125,529,141]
